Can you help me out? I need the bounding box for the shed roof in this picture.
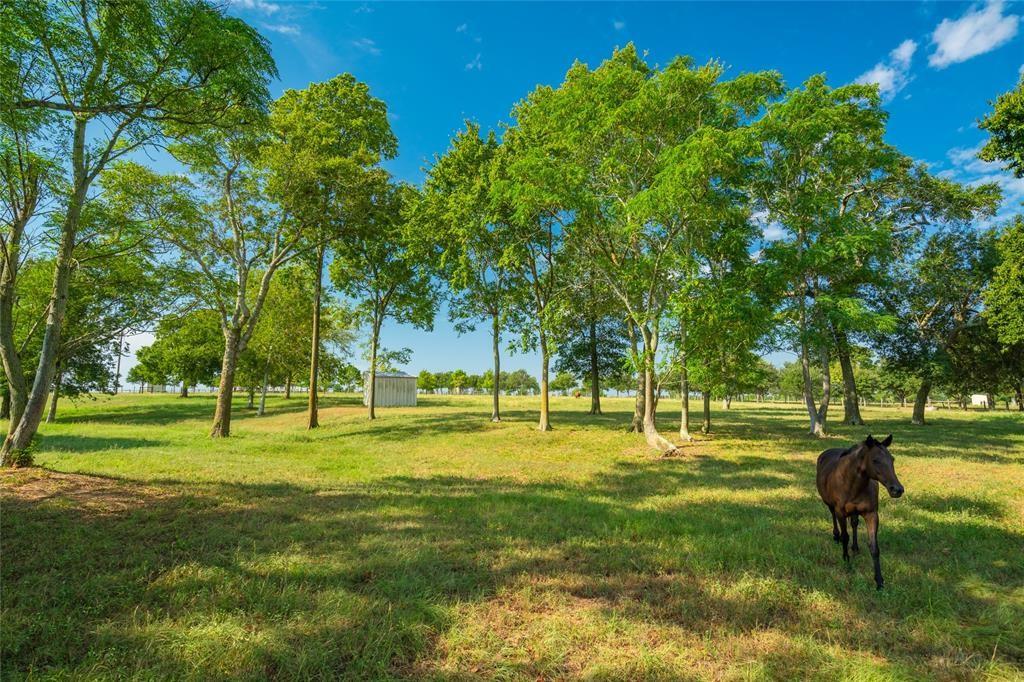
[363,371,415,379]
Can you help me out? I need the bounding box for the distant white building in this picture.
[363,372,417,407]
[970,394,989,408]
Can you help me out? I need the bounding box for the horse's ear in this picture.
[882,434,893,447]
[865,434,876,447]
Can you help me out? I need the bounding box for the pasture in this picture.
[2,394,1022,680]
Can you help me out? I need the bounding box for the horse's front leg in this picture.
[839,514,850,564]
[829,505,840,543]
[865,510,882,589]
[851,513,860,553]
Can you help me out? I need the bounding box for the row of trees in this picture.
[414,47,1022,453]
[3,2,1022,464]
[0,1,439,464]
[417,369,540,397]
[125,265,360,410]
[2,0,285,464]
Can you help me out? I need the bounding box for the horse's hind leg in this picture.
[829,505,840,543]
[851,513,860,553]
[839,515,850,564]
[865,510,883,589]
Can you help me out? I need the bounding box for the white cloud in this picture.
[262,23,300,36]
[929,0,1020,68]
[228,0,280,15]
[352,37,381,56]
[891,38,917,64]
[948,141,987,169]
[354,3,374,13]
[456,23,468,33]
[752,210,787,242]
[945,141,1024,225]
[855,39,918,99]
[762,222,787,241]
[465,53,482,71]
[613,20,626,31]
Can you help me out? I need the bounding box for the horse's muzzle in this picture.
[887,484,904,498]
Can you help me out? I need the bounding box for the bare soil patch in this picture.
[0,468,168,514]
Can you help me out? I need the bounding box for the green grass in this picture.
[2,393,1022,680]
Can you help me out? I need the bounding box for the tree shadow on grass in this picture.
[439,402,1021,465]
[674,405,1024,464]
[336,411,497,442]
[3,456,1021,679]
[35,434,170,453]
[55,394,363,427]
[335,405,635,442]
[57,396,218,425]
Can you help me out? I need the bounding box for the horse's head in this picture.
[861,434,903,498]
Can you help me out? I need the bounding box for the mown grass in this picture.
[2,393,1022,680]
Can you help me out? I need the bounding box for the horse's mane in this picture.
[838,444,858,458]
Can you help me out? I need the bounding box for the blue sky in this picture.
[129,0,1024,379]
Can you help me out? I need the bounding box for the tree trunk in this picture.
[701,391,711,434]
[0,169,32,441]
[629,374,644,433]
[815,347,831,435]
[367,320,380,420]
[588,320,601,415]
[179,382,189,398]
[799,338,823,437]
[1,127,88,465]
[285,373,292,399]
[639,325,676,454]
[258,363,269,416]
[835,328,865,426]
[0,273,27,436]
[114,331,124,394]
[246,387,255,410]
[1,389,9,420]
[912,380,931,425]
[627,322,643,433]
[986,392,995,411]
[45,366,61,424]
[307,245,324,429]
[1015,384,1023,412]
[491,311,501,422]
[210,329,241,438]
[537,329,551,431]
[679,331,691,441]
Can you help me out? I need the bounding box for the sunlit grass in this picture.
[2,393,1022,679]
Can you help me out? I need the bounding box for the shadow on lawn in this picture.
[3,454,1022,678]
[429,400,1022,458]
[56,394,364,427]
[52,393,1023,458]
[34,434,170,453]
[330,404,639,442]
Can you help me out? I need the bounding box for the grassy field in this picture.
[2,393,1022,680]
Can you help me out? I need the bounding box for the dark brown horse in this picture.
[816,434,904,589]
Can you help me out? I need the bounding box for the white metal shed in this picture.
[363,371,418,407]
